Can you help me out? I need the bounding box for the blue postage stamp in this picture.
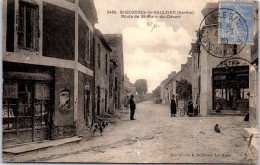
[219,1,255,45]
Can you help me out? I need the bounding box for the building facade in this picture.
[94,29,112,117]
[161,57,192,106]
[249,4,259,126]
[199,3,254,116]
[104,34,124,110]
[2,0,97,146]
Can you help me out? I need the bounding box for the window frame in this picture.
[17,1,38,51]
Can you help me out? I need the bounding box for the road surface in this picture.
[3,101,258,164]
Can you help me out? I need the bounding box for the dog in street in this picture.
[91,118,108,136]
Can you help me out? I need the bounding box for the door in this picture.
[84,89,90,125]
[33,82,51,142]
[105,90,107,113]
[97,86,100,116]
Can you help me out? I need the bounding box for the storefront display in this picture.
[3,78,52,145]
[212,66,249,111]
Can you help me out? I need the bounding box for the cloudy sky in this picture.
[94,0,215,92]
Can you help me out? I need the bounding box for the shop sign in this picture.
[217,59,247,68]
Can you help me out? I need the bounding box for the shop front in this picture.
[212,65,249,112]
[3,62,54,146]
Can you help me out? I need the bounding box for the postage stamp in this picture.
[199,8,246,58]
[218,1,255,45]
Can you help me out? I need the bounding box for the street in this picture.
[3,101,258,164]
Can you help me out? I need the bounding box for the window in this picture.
[233,44,237,55]
[115,77,118,91]
[106,54,108,74]
[98,44,101,69]
[85,27,90,62]
[18,2,38,50]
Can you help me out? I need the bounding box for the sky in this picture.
[94,0,215,92]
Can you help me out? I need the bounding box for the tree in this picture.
[152,86,162,104]
[176,79,192,101]
[135,79,148,94]
[152,86,161,98]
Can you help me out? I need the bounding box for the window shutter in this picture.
[6,0,15,52]
[35,6,40,51]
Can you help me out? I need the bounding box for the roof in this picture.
[103,34,123,47]
[94,29,112,52]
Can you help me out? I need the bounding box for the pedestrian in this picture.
[187,96,193,116]
[171,95,176,117]
[129,95,136,120]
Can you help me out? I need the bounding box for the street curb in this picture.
[3,137,82,155]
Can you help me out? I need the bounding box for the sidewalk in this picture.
[3,137,82,155]
[3,109,128,162]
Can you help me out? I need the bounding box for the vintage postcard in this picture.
[1,0,259,164]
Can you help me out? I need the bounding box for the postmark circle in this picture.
[199,8,248,58]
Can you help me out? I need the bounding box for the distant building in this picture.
[104,34,124,110]
[160,58,192,106]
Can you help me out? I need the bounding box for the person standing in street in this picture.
[129,95,136,120]
[171,95,176,117]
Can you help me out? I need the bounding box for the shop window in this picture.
[3,81,18,131]
[34,82,50,129]
[18,2,39,50]
[212,66,249,110]
[3,80,50,145]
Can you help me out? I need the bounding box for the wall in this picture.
[94,31,111,117]
[78,15,94,69]
[52,67,75,139]
[43,2,75,60]
[104,34,124,109]
[79,0,98,26]
[77,71,94,133]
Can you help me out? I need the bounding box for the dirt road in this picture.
[3,101,258,164]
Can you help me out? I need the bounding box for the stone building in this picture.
[2,0,97,146]
[249,4,258,126]
[104,34,124,110]
[160,71,177,105]
[94,29,112,118]
[190,36,201,111]
[193,3,258,116]
[160,57,192,106]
